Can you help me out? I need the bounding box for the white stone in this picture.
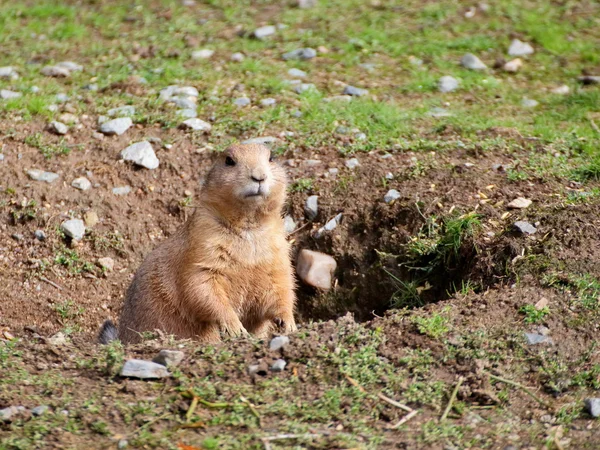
[177,108,197,118]
[296,249,337,290]
[551,85,570,95]
[253,25,276,39]
[345,158,360,169]
[107,105,135,117]
[192,49,214,59]
[507,197,532,209]
[503,58,523,73]
[27,169,59,183]
[99,117,133,135]
[508,39,534,57]
[56,61,83,72]
[269,336,290,351]
[522,98,538,108]
[384,189,401,203]
[153,350,185,367]
[288,68,307,78]
[112,186,131,195]
[61,219,86,241]
[120,359,171,379]
[284,215,297,234]
[181,118,212,131]
[41,65,70,77]
[0,66,19,79]
[461,53,487,70]
[97,257,115,272]
[231,52,245,62]
[438,76,459,92]
[71,177,92,191]
[121,141,159,169]
[0,89,21,99]
[49,121,68,135]
[242,136,278,145]
[304,195,318,220]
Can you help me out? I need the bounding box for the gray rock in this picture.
[269,336,290,351]
[324,95,352,103]
[181,118,212,131]
[271,359,287,372]
[31,405,49,416]
[315,213,342,238]
[283,48,317,60]
[159,85,178,100]
[71,177,92,191]
[107,105,135,117]
[335,126,348,134]
[427,107,452,118]
[343,85,368,96]
[359,63,376,71]
[296,249,337,290]
[61,219,86,241]
[513,221,536,235]
[34,230,46,241]
[97,257,114,272]
[253,25,276,40]
[0,66,19,80]
[551,85,570,95]
[508,39,534,57]
[522,98,538,108]
[304,195,318,220]
[297,0,317,8]
[174,86,199,97]
[0,89,22,99]
[384,189,401,204]
[283,215,296,233]
[438,76,459,93]
[294,83,317,94]
[120,359,171,379]
[231,52,245,62]
[191,49,214,59]
[233,97,251,107]
[121,141,159,170]
[355,132,366,141]
[41,65,70,77]
[118,439,128,449]
[55,93,69,103]
[171,96,196,109]
[585,398,600,418]
[99,117,133,136]
[292,110,303,118]
[461,53,487,70]
[49,121,68,135]
[27,169,59,183]
[153,350,185,367]
[288,68,307,78]
[508,197,532,209]
[345,158,360,169]
[0,406,26,422]
[11,233,23,241]
[56,61,83,72]
[112,186,131,196]
[177,108,197,118]
[260,98,276,107]
[525,332,553,345]
[241,136,278,145]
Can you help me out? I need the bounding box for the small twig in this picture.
[198,398,230,408]
[39,276,64,291]
[487,373,549,408]
[186,396,199,422]
[240,396,262,428]
[175,420,205,430]
[388,410,419,429]
[288,220,312,236]
[378,393,413,413]
[344,374,365,392]
[133,413,171,436]
[440,377,464,422]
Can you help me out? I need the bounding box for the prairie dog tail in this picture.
[98,320,119,344]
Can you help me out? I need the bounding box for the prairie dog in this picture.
[99,144,297,344]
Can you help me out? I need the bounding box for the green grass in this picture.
[519,304,550,324]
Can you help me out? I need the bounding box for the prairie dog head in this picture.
[203,143,287,217]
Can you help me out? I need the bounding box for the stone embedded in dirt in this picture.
[427,107,452,118]
[0,406,26,422]
[108,105,135,117]
[296,249,337,290]
[171,96,196,109]
[11,233,23,242]
[71,177,92,191]
[121,141,159,170]
[113,186,132,196]
[297,0,317,8]
[56,61,83,72]
[99,117,133,136]
[551,85,570,95]
[61,219,86,241]
[48,332,69,346]
[177,108,198,119]
[578,75,600,85]
[118,439,128,449]
[271,359,287,372]
[153,350,185,367]
[535,297,549,310]
[513,221,536,235]
[173,86,199,97]
[585,398,600,418]
[315,213,343,238]
[31,405,49,416]
[269,335,290,351]
[508,39,534,56]
[438,76,459,93]
[284,215,296,234]
[34,230,46,241]
[384,189,401,204]
[522,98,538,108]
[525,332,553,345]
[181,118,212,132]
[1,89,21,99]
[248,362,269,377]
[345,158,360,169]
[231,52,245,62]
[27,169,59,183]
[260,98,276,107]
[294,83,317,94]
[283,48,317,61]
[503,58,523,73]
[120,359,171,379]
[242,136,278,145]
[288,68,307,78]
[508,197,532,209]
[343,85,368,97]
[84,210,99,227]
[233,97,251,107]
[253,25,276,40]
[461,53,487,70]
[49,121,68,135]
[41,65,71,77]
[304,195,319,220]
[0,66,19,80]
[97,257,115,272]
[191,49,214,59]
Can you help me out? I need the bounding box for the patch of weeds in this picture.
[103,340,124,376]
[0,340,22,368]
[405,381,446,409]
[544,273,600,310]
[565,188,600,204]
[572,154,600,182]
[89,420,111,436]
[412,309,450,339]
[420,420,465,445]
[54,246,95,274]
[506,168,529,182]
[334,174,356,194]
[24,132,76,158]
[519,304,550,324]
[289,178,314,193]
[53,299,84,333]
[88,230,125,255]
[10,199,37,223]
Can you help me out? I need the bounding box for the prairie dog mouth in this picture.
[244,184,268,198]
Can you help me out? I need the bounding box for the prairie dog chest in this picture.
[205,226,278,268]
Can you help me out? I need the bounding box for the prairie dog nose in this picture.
[251,169,266,182]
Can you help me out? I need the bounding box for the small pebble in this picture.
[438,76,459,93]
[181,118,212,131]
[343,85,368,96]
[461,53,487,70]
[233,97,251,107]
[99,117,133,136]
[384,189,401,204]
[231,52,245,62]
[0,89,22,99]
[345,158,360,169]
[112,186,132,196]
[253,25,276,40]
[585,398,600,418]
[269,336,290,351]
[294,83,317,94]
[271,359,287,372]
[61,219,86,241]
[31,406,49,417]
[120,359,171,379]
[260,98,276,107]
[283,48,317,60]
[522,98,539,108]
[283,215,296,234]
[153,350,185,367]
[27,169,59,183]
[513,221,536,235]
[296,249,337,290]
[304,195,318,220]
[288,68,307,78]
[121,141,159,170]
[71,177,92,191]
[34,230,46,241]
[508,197,532,209]
[192,49,214,59]
[508,39,534,56]
[97,257,115,272]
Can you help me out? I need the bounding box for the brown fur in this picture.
[113,144,296,344]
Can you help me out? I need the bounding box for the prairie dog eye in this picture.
[225,156,236,166]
